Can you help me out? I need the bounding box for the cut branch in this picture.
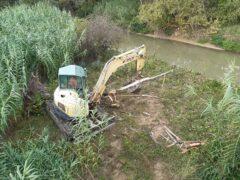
[118,94,159,98]
[118,69,173,91]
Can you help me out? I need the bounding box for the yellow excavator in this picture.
[47,45,146,138]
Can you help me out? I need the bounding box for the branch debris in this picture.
[155,126,205,153]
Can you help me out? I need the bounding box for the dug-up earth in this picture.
[99,94,172,180]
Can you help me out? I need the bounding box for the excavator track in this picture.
[46,100,115,141]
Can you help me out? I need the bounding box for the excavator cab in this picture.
[58,65,87,97]
[54,65,89,119]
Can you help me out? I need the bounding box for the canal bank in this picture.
[136,33,223,51]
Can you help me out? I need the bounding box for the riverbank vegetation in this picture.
[2,0,240,52]
[0,128,106,179]
[0,1,240,179]
[102,58,240,179]
[2,54,239,179]
[0,3,77,132]
[0,2,121,132]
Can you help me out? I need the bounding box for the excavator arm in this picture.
[90,45,146,103]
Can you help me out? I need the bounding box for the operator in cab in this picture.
[68,76,78,89]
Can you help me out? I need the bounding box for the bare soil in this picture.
[100,94,172,179]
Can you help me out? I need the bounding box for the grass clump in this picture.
[0,128,106,179]
[191,66,240,179]
[0,129,77,179]
[0,3,77,132]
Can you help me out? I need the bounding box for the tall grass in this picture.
[0,129,76,179]
[0,128,105,179]
[198,66,240,179]
[186,65,240,179]
[0,3,77,131]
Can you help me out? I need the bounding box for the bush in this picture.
[211,34,225,46]
[93,0,139,28]
[0,3,78,131]
[138,0,208,34]
[211,34,240,52]
[130,17,151,33]
[58,0,98,18]
[222,40,236,51]
[80,15,122,60]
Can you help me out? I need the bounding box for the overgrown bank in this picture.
[2,0,240,52]
[0,2,239,179]
[1,55,240,179]
[95,57,240,179]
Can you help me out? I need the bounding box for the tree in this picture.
[138,0,208,34]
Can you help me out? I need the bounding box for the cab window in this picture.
[59,75,85,90]
[60,76,68,89]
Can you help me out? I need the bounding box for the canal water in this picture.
[120,33,240,80]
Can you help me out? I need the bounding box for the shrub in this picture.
[138,0,208,34]
[130,17,151,33]
[0,3,77,131]
[222,40,236,51]
[93,0,139,28]
[80,15,122,60]
[211,34,225,46]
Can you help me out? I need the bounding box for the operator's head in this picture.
[68,76,77,89]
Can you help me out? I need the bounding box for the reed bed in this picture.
[0,3,77,131]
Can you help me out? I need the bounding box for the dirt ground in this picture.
[100,94,172,180]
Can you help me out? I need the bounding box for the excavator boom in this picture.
[90,45,146,103]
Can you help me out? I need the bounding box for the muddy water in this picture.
[119,33,240,80]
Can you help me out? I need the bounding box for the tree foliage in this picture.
[138,0,240,35]
[138,0,208,34]
[93,0,140,27]
[58,0,99,17]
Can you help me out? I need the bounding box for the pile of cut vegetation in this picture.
[0,3,77,131]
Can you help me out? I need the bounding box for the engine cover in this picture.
[54,87,89,119]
